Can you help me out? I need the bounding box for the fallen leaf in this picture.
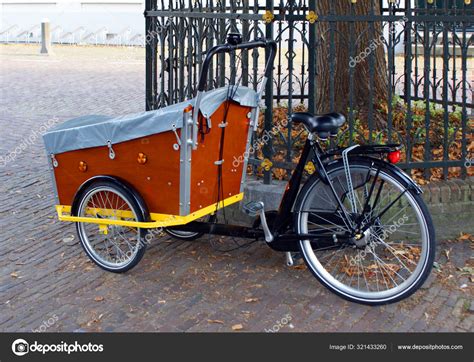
[207,319,224,324]
[232,324,243,331]
[292,265,306,270]
[393,250,408,255]
[458,233,473,241]
[245,297,259,303]
[458,267,474,276]
[444,249,451,261]
[10,272,19,278]
[94,296,104,302]
[62,236,75,244]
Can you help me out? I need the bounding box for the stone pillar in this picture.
[40,19,52,55]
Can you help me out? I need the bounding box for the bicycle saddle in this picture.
[291,112,346,140]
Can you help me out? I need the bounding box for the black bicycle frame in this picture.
[271,136,362,236]
[171,136,355,244]
[170,134,415,250]
[169,38,416,251]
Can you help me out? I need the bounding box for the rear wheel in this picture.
[165,228,204,241]
[74,180,148,273]
[294,158,435,305]
[165,215,215,241]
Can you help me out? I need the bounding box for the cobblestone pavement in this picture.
[0,44,473,332]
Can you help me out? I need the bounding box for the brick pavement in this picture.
[0,44,472,332]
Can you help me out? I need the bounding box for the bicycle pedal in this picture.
[243,201,264,217]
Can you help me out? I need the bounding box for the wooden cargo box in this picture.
[43,86,258,225]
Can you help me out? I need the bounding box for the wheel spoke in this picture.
[369,250,406,284]
[307,212,350,233]
[373,235,413,271]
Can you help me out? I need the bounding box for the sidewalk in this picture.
[0,44,472,332]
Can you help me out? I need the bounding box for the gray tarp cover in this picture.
[43,86,257,155]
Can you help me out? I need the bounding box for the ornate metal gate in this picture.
[145,0,473,184]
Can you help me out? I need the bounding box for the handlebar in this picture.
[191,38,277,150]
[197,39,277,92]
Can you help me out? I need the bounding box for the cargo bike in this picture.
[43,35,435,305]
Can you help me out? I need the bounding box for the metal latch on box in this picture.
[172,124,181,151]
[107,140,116,160]
[50,154,58,168]
[204,114,212,129]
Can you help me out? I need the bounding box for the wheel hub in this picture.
[353,228,371,248]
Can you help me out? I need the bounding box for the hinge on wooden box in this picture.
[214,159,224,165]
[218,122,228,128]
[107,140,115,160]
[50,154,58,168]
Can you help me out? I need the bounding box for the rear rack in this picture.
[323,144,402,159]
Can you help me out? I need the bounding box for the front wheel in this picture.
[294,157,435,305]
[73,180,148,273]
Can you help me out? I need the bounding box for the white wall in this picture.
[0,0,146,45]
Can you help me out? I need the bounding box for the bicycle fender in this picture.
[70,175,150,219]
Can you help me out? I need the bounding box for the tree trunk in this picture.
[315,1,388,128]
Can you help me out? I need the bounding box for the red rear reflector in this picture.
[388,150,401,164]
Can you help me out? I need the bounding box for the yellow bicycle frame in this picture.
[55,193,243,229]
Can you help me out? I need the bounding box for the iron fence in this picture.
[145,0,473,184]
